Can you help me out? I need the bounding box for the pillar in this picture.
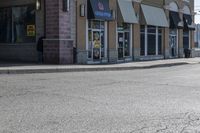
[163,7,170,59]
[108,0,118,63]
[43,0,74,64]
[76,0,87,64]
[133,2,141,61]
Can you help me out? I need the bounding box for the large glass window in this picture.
[140,26,162,56]
[158,28,162,55]
[0,8,12,43]
[147,26,156,55]
[0,5,35,43]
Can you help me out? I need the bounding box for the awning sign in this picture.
[27,25,36,36]
[88,0,112,20]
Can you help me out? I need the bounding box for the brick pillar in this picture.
[43,0,73,64]
[76,0,87,64]
[108,21,117,63]
[108,0,117,63]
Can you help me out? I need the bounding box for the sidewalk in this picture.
[0,58,200,74]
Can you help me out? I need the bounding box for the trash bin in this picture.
[184,49,191,58]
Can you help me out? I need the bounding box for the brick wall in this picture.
[43,0,75,64]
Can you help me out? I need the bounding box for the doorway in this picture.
[92,30,102,60]
[169,30,178,57]
[117,32,130,60]
[87,20,106,62]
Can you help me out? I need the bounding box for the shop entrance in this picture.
[183,31,189,49]
[117,23,131,60]
[88,20,106,62]
[118,32,130,59]
[169,30,178,57]
[92,30,102,60]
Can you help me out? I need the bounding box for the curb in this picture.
[0,62,189,74]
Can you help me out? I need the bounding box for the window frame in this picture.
[140,25,163,56]
[0,4,36,44]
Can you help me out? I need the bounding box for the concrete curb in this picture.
[0,62,189,74]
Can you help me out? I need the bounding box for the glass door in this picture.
[118,32,124,60]
[169,35,177,57]
[92,30,101,61]
[124,31,130,57]
[169,30,177,57]
[88,20,106,62]
[117,23,131,60]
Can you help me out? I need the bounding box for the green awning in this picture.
[117,0,138,24]
[141,4,169,27]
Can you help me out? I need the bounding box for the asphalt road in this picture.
[1,64,200,133]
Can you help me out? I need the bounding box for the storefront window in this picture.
[88,20,105,60]
[0,5,35,44]
[183,30,189,49]
[117,23,131,59]
[0,8,12,43]
[158,28,162,55]
[140,25,162,56]
[147,26,156,55]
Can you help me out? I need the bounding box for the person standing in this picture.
[37,36,45,63]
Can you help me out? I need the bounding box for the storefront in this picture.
[168,2,182,58]
[182,5,195,50]
[82,0,111,63]
[87,20,107,62]
[117,23,131,60]
[0,0,195,64]
[140,4,168,60]
[116,0,138,62]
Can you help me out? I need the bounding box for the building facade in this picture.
[0,0,195,64]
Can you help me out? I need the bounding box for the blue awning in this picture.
[87,0,112,21]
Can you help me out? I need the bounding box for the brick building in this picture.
[0,0,195,64]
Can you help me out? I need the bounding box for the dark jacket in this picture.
[37,36,44,52]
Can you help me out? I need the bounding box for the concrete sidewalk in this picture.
[0,58,200,74]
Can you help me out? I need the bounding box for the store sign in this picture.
[95,0,111,18]
[88,0,112,20]
[27,25,36,36]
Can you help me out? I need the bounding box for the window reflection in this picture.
[0,5,36,43]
